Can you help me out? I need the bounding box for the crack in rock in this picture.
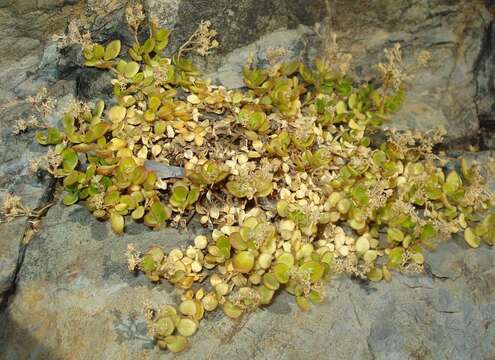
[0,178,57,312]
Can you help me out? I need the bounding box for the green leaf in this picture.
[104,191,121,206]
[93,100,105,118]
[387,228,404,243]
[299,261,324,282]
[243,67,267,89]
[273,263,290,283]
[299,63,315,84]
[172,54,197,73]
[108,105,126,123]
[223,301,243,319]
[93,44,105,60]
[336,100,347,115]
[296,296,311,311]
[119,157,136,174]
[420,223,437,242]
[464,227,480,248]
[63,192,79,205]
[153,27,170,43]
[142,38,156,54]
[63,171,82,187]
[124,61,140,78]
[442,171,462,194]
[348,93,358,110]
[85,122,110,142]
[104,40,121,61]
[36,128,62,145]
[232,251,254,273]
[336,79,352,96]
[216,236,231,259]
[351,184,369,206]
[110,212,124,234]
[371,151,386,166]
[144,202,171,228]
[387,247,404,269]
[62,114,75,134]
[186,186,200,206]
[62,149,78,170]
[385,89,405,112]
[367,267,383,281]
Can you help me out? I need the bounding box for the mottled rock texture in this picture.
[0,0,494,359]
[1,201,494,359]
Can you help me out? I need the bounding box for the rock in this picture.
[0,219,25,296]
[0,0,77,307]
[199,1,491,145]
[144,160,185,179]
[0,202,493,359]
[474,8,495,149]
[0,0,494,358]
[147,0,328,60]
[207,25,317,89]
[0,176,55,300]
[0,204,203,359]
[76,68,114,102]
[0,0,79,100]
[0,86,72,311]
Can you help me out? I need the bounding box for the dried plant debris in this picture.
[126,2,146,43]
[35,17,495,353]
[52,16,95,51]
[0,193,54,244]
[13,87,54,137]
[13,116,43,135]
[1,193,30,222]
[177,20,219,57]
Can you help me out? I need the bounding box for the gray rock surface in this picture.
[0,0,78,308]
[0,0,494,359]
[327,0,490,144]
[474,3,495,149]
[1,202,494,359]
[0,218,25,296]
[189,0,492,144]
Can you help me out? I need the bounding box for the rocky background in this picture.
[0,0,494,359]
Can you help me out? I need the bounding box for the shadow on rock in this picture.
[0,310,63,360]
[67,205,108,241]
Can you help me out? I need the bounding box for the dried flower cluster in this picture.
[375,43,413,91]
[178,20,219,57]
[27,87,57,117]
[35,18,494,354]
[53,0,125,49]
[1,193,29,222]
[416,49,431,67]
[126,2,146,42]
[13,116,42,135]
[320,32,353,76]
[374,44,432,113]
[52,17,94,51]
[13,87,54,137]
[30,148,63,174]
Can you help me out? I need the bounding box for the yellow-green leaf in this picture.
[124,61,140,78]
[464,227,480,248]
[104,40,121,61]
[110,212,124,234]
[108,105,126,123]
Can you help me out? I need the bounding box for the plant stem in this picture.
[379,81,389,114]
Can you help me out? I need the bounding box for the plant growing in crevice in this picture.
[35,6,495,353]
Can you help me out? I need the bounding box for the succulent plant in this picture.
[169,181,200,210]
[186,160,229,185]
[37,13,495,354]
